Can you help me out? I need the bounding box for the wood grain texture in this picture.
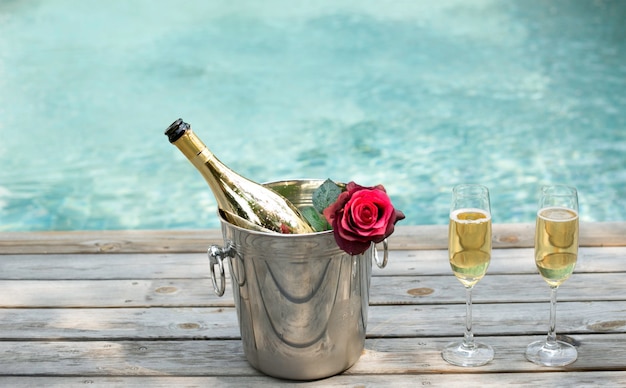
[0,335,624,376]
[1,301,624,341]
[1,373,626,388]
[0,224,624,385]
[2,222,625,254]
[0,272,624,308]
[0,246,623,280]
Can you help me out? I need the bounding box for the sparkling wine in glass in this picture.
[526,185,579,366]
[442,184,494,367]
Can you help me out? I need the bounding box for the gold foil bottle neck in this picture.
[165,118,314,234]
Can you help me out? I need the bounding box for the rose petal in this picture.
[324,181,405,255]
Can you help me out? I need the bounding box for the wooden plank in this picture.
[0,253,209,280]
[0,271,624,308]
[366,301,626,338]
[579,222,626,247]
[0,301,624,341]
[378,246,626,276]
[2,371,626,387]
[1,222,625,254]
[372,272,626,305]
[0,229,223,255]
[393,222,626,249]
[0,334,624,376]
[1,246,624,281]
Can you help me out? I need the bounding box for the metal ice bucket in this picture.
[208,179,387,380]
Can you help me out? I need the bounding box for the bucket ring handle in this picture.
[208,243,235,297]
[374,239,389,269]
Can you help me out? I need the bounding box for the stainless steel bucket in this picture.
[208,179,387,380]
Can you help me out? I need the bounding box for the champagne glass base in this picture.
[442,341,494,367]
[525,340,577,366]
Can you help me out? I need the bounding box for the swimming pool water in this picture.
[1,0,625,231]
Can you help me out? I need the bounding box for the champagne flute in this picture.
[442,184,494,367]
[526,185,579,366]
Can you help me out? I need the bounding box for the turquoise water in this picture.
[1,0,625,231]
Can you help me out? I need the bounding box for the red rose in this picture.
[323,182,405,255]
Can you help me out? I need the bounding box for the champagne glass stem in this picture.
[546,286,558,347]
[464,286,475,348]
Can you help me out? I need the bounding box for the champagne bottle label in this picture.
[165,119,314,234]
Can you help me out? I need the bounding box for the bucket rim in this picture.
[217,211,334,238]
[217,178,338,238]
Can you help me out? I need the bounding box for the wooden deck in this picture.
[1,222,625,387]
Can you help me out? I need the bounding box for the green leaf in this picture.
[300,206,331,232]
[313,179,343,213]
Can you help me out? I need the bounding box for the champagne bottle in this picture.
[164,118,314,234]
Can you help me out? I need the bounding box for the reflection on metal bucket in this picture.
[208,180,381,380]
